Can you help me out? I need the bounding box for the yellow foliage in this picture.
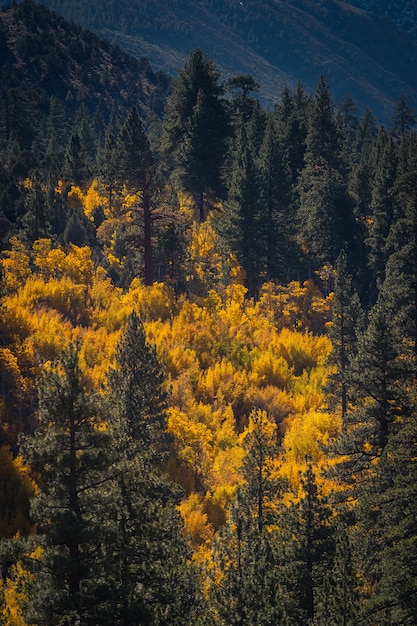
[124,280,175,321]
[178,493,214,546]
[0,560,30,626]
[252,352,292,389]
[0,238,31,294]
[84,179,106,220]
[0,445,37,539]
[282,410,341,464]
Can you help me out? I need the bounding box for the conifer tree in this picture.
[326,250,364,419]
[107,311,171,465]
[381,133,417,362]
[222,124,263,296]
[207,411,285,625]
[117,106,156,285]
[297,77,356,270]
[390,94,416,138]
[162,49,230,221]
[20,169,50,245]
[64,130,88,186]
[104,311,199,625]
[258,114,296,282]
[357,413,417,624]
[21,344,113,625]
[366,128,398,293]
[280,462,335,624]
[337,297,411,483]
[208,491,284,626]
[315,525,359,625]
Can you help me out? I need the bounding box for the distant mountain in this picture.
[349,0,417,40]
[35,0,417,124]
[0,0,171,129]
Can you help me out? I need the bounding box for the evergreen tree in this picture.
[162,49,230,221]
[258,114,296,282]
[107,311,171,465]
[208,491,284,626]
[226,73,261,125]
[365,128,398,294]
[104,311,199,625]
[326,250,364,419]
[280,462,335,624]
[222,124,263,296]
[297,157,354,269]
[358,413,417,624]
[21,344,113,625]
[337,297,412,483]
[297,77,357,273]
[207,410,285,625]
[315,525,359,625]
[390,94,417,138]
[64,130,88,186]
[274,83,309,184]
[381,133,417,361]
[20,169,50,245]
[117,106,156,285]
[305,76,341,169]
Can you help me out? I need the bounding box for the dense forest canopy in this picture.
[1,2,417,624]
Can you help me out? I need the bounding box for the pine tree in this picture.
[207,411,285,625]
[104,311,200,625]
[315,525,359,625]
[162,49,230,221]
[107,311,171,465]
[258,114,296,282]
[280,463,335,624]
[20,169,51,245]
[338,297,412,482]
[117,106,156,285]
[208,491,285,626]
[21,344,113,625]
[64,130,89,186]
[365,128,398,294]
[357,413,417,624]
[381,133,417,362]
[222,124,263,296]
[390,94,417,138]
[226,73,261,126]
[326,250,364,419]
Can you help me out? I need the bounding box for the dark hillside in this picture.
[36,0,417,123]
[0,0,171,129]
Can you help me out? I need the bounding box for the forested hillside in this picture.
[1,2,417,624]
[36,0,417,124]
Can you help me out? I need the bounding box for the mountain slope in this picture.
[0,0,171,128]
[36,0,417,123]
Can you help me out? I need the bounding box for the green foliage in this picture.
[162,49,230,220]
[20,344,113,625]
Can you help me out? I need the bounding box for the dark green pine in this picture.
[107,311,171,465]
[20,169,51,245]
[208,490,285,626]
[20,344,113,626]
[257,113,296,283]
[357,413,417,624]
[365,128,398,293]
[279,462,335,625]
[222,124,263,297]
[161,48,230,221]
[342,297,412,474]
[326,249,364,419]
[104,311,200,625]
[117,106,156,285]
